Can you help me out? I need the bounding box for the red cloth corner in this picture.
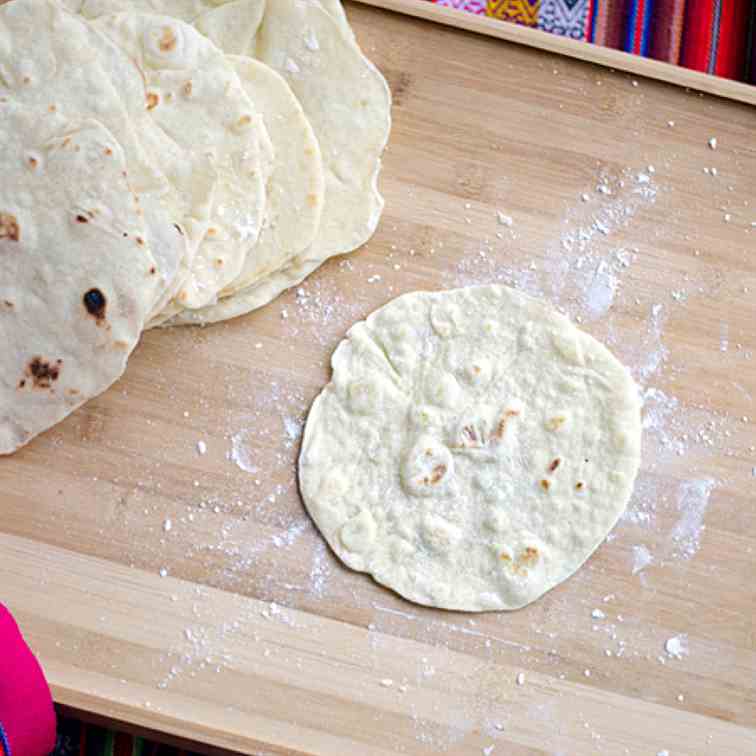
[0,605,56,756]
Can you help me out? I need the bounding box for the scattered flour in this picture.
[632,544,653,574]
[670,478,717,559]
[664,635,689,660]
[229,429,257,474]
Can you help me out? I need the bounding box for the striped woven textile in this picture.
[53,714,202,756]
[427,0,756,82]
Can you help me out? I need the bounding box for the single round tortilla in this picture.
[0,111,159,455]
[299,285,643,611]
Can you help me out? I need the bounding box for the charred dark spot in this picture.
[122,232,129,238]
[136,236,145,247]
[575,481,585,491]
[83,288,107,321]
[2,300,13,309]
[549,458,561,472]
[26,357,62,389]
[76,215,89,224]
[18,379,25,389]
[173,223,184,236]
[0,213,20,242]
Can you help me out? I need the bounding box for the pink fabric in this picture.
[0,605,56,756]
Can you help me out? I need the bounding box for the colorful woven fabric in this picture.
[436,0,486,13]
[538,0,589,38]
[487,0,540,26]
[649,0,687,65]
[623,0,654,55]
[54,714,203,756]
[587,0,626,47]
[425,0,756,82]
[681,0,751,78]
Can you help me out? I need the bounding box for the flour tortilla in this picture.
[299,285,642,611]
[318,0,352,37]
[255,0,390,261]
[0,0,187,312]
[0,111,159,454]
[63,0,264,53]
[93,13,269,311]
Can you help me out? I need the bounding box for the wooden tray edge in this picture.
[353,0,756,107]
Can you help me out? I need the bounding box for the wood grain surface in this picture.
[2,4,756,754]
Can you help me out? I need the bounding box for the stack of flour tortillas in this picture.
[0,0,391,454]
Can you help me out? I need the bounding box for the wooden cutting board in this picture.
[2,4,755,755]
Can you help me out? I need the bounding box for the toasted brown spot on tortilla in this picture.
[104,147,113,156]
[429,464,447,484]
[136,237,145,247]
[28,156,38,168]
[182,81,193,97]
[26,357,62,389]
[159,26,177,52]
[237,114,252,129]
[307,193,319,208]
[548,458,561,472]
[149,266,157,275]
[66,388,80,397]
[206,227,217,237]
[83,288,107,322]
[49,104,57,112]
[575,481,585,491]
[114,340,129,351]
[76,215,89,224]
[520,546,539,566]
[540,479,551,491]
[2,300,13,309]
[146,92,160,110]
[493,409,520,441]
[0,213,20,242]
